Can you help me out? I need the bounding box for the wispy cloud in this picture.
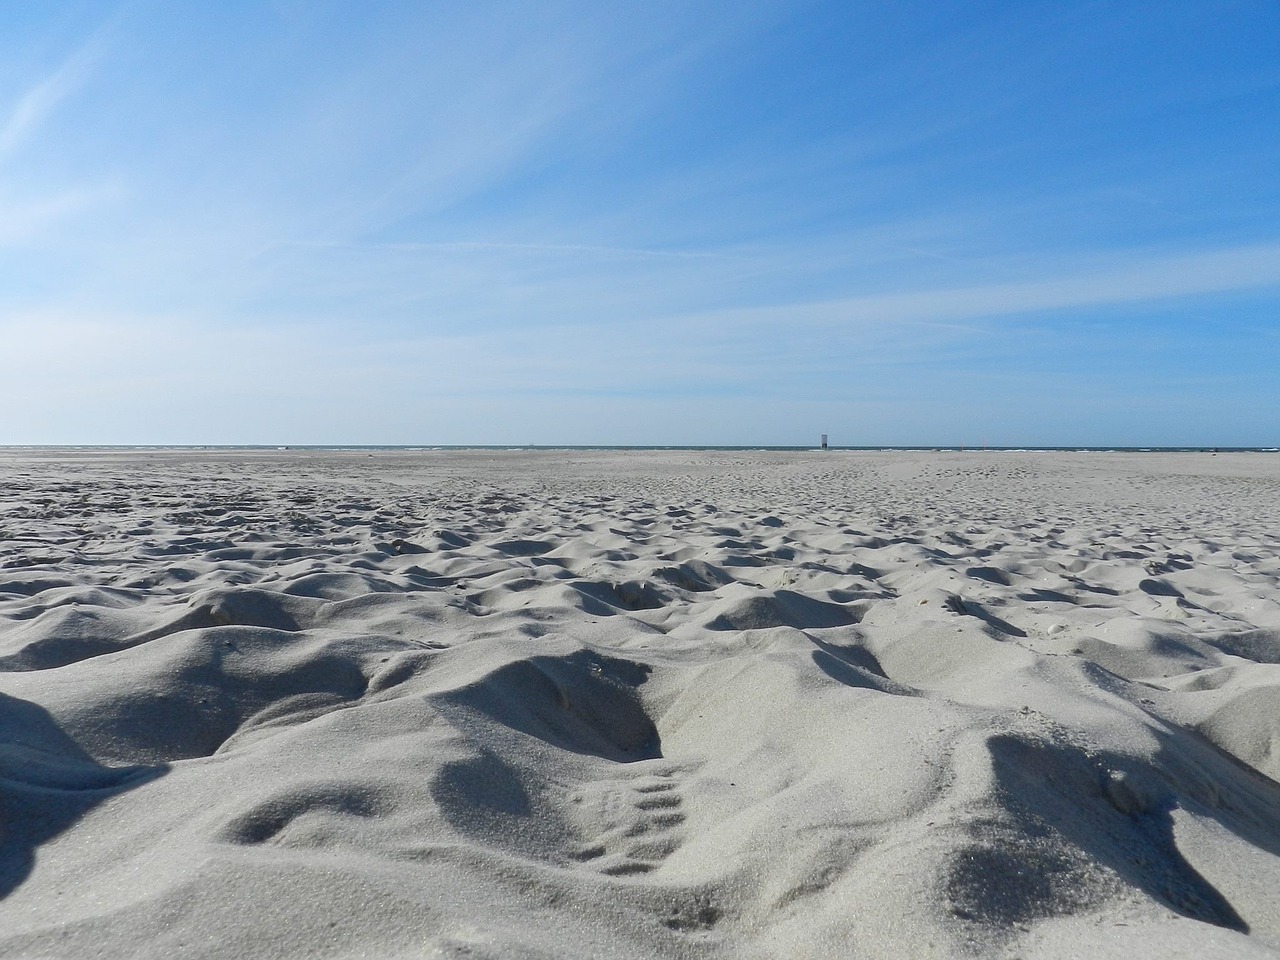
[277,239,739,262]
[0,43,98,159]
[697,242,1280,330]
[0,184,117,245]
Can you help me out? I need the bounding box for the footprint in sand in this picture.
[565,766,687,876]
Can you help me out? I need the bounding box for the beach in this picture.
[2,448,1279,958]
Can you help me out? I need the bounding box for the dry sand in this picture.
[1,448,1279,959]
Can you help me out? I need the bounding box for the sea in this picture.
[4,445,1277,454]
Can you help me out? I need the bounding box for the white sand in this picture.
[1,448,1279,959]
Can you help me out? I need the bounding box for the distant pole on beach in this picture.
[821,434,828,451]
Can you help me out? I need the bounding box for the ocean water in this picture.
[4,445,1277,454]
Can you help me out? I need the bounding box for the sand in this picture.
[1,448,1279,959]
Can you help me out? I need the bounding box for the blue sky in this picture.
[2,1,1277,445]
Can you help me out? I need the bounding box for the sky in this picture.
[2,0,1278,446]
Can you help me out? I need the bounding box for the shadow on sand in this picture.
[979,728,1280,932]
[0,692,168,899]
